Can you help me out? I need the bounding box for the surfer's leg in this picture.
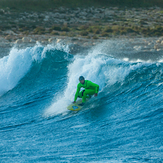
[78,90,84,98]
[82,89,96,103]
[78,90,90,98]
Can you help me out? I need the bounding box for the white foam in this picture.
[0,43,47,96]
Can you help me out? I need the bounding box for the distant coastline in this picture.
[0,6,163,57]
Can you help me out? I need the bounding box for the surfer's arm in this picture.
[88,81,99,94]
[95,83,99,94]
[74,84,81,102]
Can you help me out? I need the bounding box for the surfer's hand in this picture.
[94,93,98,97]
[73,101,76,103]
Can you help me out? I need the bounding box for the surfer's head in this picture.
[79,76,85,84]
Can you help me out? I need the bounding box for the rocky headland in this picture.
[0,6,163,56]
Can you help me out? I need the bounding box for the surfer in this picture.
[73,76,99,106]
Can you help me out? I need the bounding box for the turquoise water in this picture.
[0,39,163,162]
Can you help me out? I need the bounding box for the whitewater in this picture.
[0,38,163,162]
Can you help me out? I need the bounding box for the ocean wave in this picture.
[0,42,71,96]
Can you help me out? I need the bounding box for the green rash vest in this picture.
[74,80,99,102]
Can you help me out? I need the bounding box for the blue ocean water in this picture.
[0,39,163,162]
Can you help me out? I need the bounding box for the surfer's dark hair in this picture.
[79,76,85,81]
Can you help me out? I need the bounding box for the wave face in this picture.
[0,38,163,162]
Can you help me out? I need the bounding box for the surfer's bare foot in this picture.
[94,93,98,97]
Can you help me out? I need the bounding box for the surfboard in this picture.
[67,98,90,111]
[67,99,83,111]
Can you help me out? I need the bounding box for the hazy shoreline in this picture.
[0,6,163,57]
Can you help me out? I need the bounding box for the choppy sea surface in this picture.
[0,38,163,162]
